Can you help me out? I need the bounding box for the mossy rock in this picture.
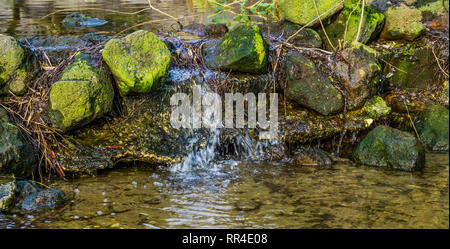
[320,3,385,50]
[360,95,391,119]
[0,109,37,177]
[338,42,382,110]
[0,34,39,96]
[278,0,344,26]
[415,105,449,151]
[285,52,344,116]
[48,53,114,132]
[353,125,425,171]
[202,24,268,74]
[102,30,171,96]
[381,43,438,90]
[0,175,16,211]
[380,5,425,41]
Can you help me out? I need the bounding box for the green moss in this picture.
[415,105,449,151]
[102,30,171,95]
[203,24,268,74]
[381,5,425,41]
[49,53,114,132]
[0,34,38,96]
[417,0,449,15]
[278,0,344,26]
[321,3,385,49]
[353,125,425,171]
[360,96,391,119]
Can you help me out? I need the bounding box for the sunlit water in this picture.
[0,153,448,229]
[0,0,217,37]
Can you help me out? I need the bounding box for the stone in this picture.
[353,125,425,171]
[415,105,449,151]
[102,30,171,95]
[285,52,344,115]
[48,53,114,132]
[61,13,107,28]
[0,176,16,212]
[259,21,322,48]
[320,2,385,50]
[0,34,39,96]
[22,36,86,65]
[278,0,344,27]
[380,5,425,41]
[338,42,382,110]
[0,108,36,177]
[292,147,333,166]
[202,24,268,74]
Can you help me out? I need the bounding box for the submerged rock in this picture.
[12,180,65,212]
[380,5,425,41]
[0,34,39,96]
[202,24,268,74]
[285,52,344,116]
[415,105,449,151]
[22,36,86,65]
[182,23,228,37]
[259,21,322,48]
[0,176,16,211]
[353,125,425,171]
[48,53,114,132]
[61,13,108,28]
[102,30,171,95]
[338,42,382,110]
[0,108,36,177]
[321,3,385,49]
[278,0,344,26]
[292,147,332,167]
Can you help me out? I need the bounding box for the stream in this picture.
[0,0,448,229]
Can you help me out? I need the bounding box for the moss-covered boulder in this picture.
[337,42,382,110]
[0,176,16,211]
[48,53,114,132]
[320,3,385,50]
[381,43,438,90]
[202,24,268,74]
[259,21,322,48]
[278,0,344,26]
[380,5,425,41]
[0,34,39,96]
[102,30,171,96]
[353,125,425,171]
[285,52,344,116]
[415,105,449,151]
[1,108,36,177]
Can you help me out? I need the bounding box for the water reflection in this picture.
[0,0,215,37]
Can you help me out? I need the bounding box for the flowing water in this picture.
[0,0,449,229]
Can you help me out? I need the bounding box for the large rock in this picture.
[102,30,171,96]
[0,34,39,96]
[285,52,344,116]
[14,180,65,212]
[0,176,16,212]
[48,53,114,132]
[337,42,382,110]
[380,5,425,41]
[353,125,425,171]
[321,3,385,50]
[0,108,36,177]
[278,0,344,27]
[415,105,449,151]
[381,43,439,90]
[202,24,268,74]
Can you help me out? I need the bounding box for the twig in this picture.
[355,0,365,43]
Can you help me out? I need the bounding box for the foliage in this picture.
[207,0,278,26]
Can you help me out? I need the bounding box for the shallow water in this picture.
[0,153,448,229]
[0,0,216,37]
